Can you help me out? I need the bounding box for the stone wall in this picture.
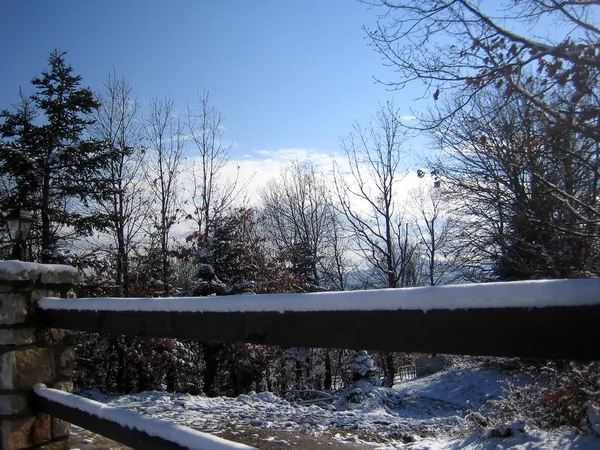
[0,261,81,450]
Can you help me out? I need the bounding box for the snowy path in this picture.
[77,365,600,449]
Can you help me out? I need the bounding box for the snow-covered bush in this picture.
[583,401,600,436]
[490,361,600,431]
[484,419,527,439]
[333,379,405,413]
[352,351,380,383]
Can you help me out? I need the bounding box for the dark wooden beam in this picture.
[33,386,255,450]
[36,304,600,360]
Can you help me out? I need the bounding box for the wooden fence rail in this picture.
[37,280,600,360]
[33,384,254,450]
[35,305,600,359]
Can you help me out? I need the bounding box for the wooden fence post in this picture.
[0,261,81,450]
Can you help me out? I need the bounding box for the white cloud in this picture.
[172,148,429,239]
[170,147,335,238]
[222,147,335,195]
[245,147,333,165]
[222,148,427,206]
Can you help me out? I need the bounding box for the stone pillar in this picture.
[0,261,82,450]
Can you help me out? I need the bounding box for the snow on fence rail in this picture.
[37,279,600,359]
[33,384,254,450]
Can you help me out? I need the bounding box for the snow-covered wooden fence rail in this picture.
[32,384,252,450]
[37,279,600,360]
[3,260,600,450]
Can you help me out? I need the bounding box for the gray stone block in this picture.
[0,393,29,415]
[0,328,35,345]
[0,292,28,325]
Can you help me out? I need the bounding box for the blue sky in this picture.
[0,0,425,163]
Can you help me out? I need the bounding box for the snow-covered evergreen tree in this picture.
[352,350,380,383]
[191,208,267,295]
[0,50,114,260]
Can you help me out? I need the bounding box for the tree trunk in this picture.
[41,168,51,262]
[385,352,395,387]
[295,359,302,385]
[324,351,332,390]
[111,336,126,393]
[201,341,221,396]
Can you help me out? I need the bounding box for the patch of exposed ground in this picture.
[70,424,383,449]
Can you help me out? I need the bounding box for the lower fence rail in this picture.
[33,384,255,450]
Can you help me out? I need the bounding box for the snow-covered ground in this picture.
[78,363,600,449]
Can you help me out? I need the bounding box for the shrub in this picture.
[491,361,600,431]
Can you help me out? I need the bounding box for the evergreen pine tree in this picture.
[191,208,260,296]
[0,50,113,261]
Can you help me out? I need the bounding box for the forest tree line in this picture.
[1,0,599,404]
[0,51,467,298]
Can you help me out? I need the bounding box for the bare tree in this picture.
[260,161,347,290]
[333,102,422,386]
[319,212,354,291]
[365,0,600,143]
[434,89,600,279]
[408,180,462,285]
[186,91,245,238]
[145,98,186,294]
[91,72,147,296]
[333,101,420,289]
